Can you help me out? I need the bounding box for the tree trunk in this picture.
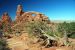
[63,30,68,46]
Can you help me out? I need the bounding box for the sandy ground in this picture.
[7,33,75,50]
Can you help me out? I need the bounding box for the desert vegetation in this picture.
[0,5,75,50]
[0,16,75,50]
[25,20,75,47]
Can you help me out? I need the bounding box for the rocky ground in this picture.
[6,32,75,50]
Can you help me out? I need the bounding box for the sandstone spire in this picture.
[16,4,23,16]
[15,5,24,22]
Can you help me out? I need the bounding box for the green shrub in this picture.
[0,39,10,50]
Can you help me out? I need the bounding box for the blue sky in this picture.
[0,0,75,20]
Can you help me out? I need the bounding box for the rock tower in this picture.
[16,5,24,22]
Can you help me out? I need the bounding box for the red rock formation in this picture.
[1,12,12,32]
[1,12,12,25]
[16,5,24,22]
[15,5,50,23]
